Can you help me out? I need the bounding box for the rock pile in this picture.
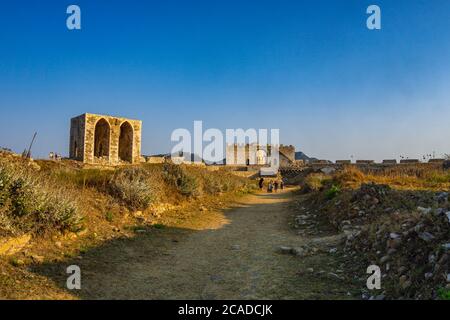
[323,183,450,299]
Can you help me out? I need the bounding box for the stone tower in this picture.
[69,113,142,165]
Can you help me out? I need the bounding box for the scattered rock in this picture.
[291,247,306,256]
[30,254,44,263]
[0,234,32,256]
[389,233,401,239]
[328,272,343,280]
[435,192,448,203]
[387,248,397,256]
[424,272,433,280]
[397,266,407,275]
[76,228,88,236]
[279,246,292,254]
[418,232,435,242]
[417,207,432,215]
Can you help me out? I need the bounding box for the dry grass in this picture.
[0,156,255,237]
[334,165,450,191]
[302,173,330,192]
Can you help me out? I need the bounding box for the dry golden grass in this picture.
[1,157,257,237]
[334,165,450,191]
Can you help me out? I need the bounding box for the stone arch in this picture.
[256,149,267,165]
[119,121,133,162]
[94,118,110,158]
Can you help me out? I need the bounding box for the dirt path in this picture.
[37,189,356,299]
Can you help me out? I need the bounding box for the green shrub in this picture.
[108,168,155,210]
[437,288,450,300]
[105,211,114,222]
[325,184,341,199]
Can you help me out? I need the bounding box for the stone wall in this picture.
[69,113,142,165]
[69,115,85,161]
[279,145,295,163]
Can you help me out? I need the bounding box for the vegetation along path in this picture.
[37,188,357,299]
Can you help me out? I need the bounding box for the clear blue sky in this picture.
[0,0,449,161]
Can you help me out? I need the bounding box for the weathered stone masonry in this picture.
[70,113,142,165]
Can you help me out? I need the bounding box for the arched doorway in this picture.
[256,149,267,165]
[94,118,110,159]
[74,141,79,158]
[119,122,133,162]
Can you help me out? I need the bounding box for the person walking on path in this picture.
[274,181,279,192]
[258,177,264,190]
[267,181,273,193]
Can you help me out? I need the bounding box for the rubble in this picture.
[307,181,450,299]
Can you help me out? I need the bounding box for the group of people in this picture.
[258,177,284,193]
[49,152,62,161]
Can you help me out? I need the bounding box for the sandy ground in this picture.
[33,189,357,299]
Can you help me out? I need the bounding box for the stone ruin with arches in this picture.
[69,113,142,165]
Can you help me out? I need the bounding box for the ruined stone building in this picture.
[225,144,295,167]
[70,113,142,165]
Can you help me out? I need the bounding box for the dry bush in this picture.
[162,163,201,197]
[333,166,366,188]
[162,163,253,197]
[0,161,82,236]
[303,173,329,192]
[203,170,252,194]
[108,167,157,210]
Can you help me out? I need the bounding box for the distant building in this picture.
[70,113,142,165]
[428,159,445,163]
[225,144,295,167]
[335,160,351,165]
[356,160,375,164]
[400,159,419,164]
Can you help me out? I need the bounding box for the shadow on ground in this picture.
[30,190,359,300]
